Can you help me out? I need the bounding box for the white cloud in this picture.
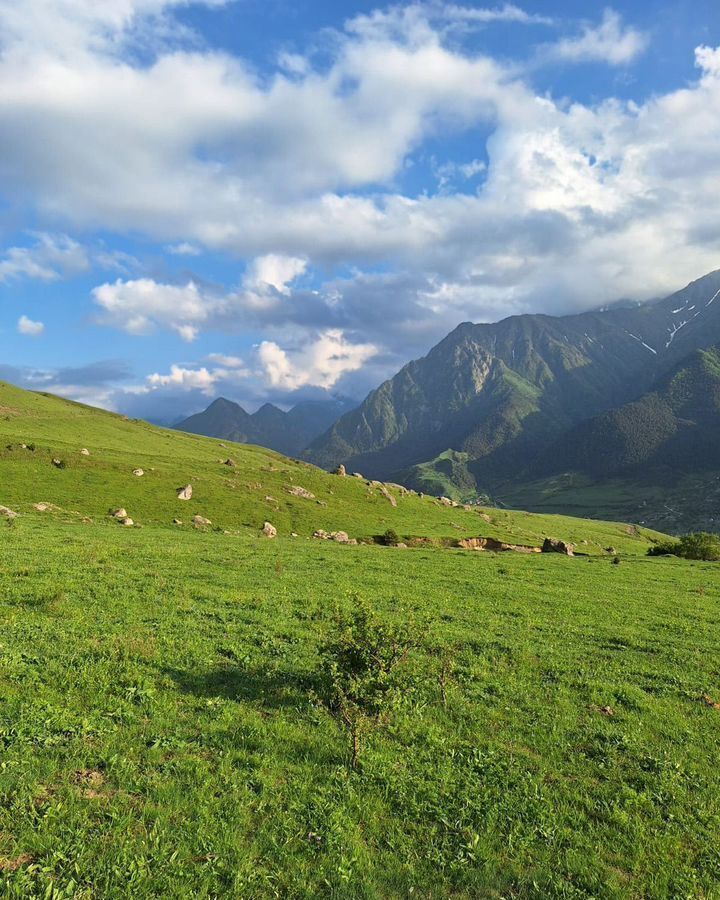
[258,329,377,390]
[206,352,245,367]
[17,315,45,336]
[243,254,307,296]
[92,278,211,339]
[0,233,89,283]
[146,364,219,392]
[166,241,201,256]
[545,9,648,66]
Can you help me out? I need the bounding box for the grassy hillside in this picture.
[0,380,664,554]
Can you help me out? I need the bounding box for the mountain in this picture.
[307,270,720,530]
[176,396,356,457]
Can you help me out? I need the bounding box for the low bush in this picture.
[648,532,720,561]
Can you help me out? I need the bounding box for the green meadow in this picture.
[1,380,719,898]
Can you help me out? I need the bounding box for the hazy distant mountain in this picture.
[306,270,720,531]
[175,396,357,457]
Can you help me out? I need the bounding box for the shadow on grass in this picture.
[165,664,322,711]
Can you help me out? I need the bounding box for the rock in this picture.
[177,485,193,501]
[223,459,236,467]
[262,521,277,538]
[439,496,457,507]
[334,464,347,476]
[313,529,351,543]
[542,538,575,556]
[132,468,144,477]
[288,485,315,500]
[478,512,492,523]
[0,505,18,519]
[351,472,364,479]
[458,537,541,553]
[377,484,398,508]
[33,502,54,512]
[52,458,63,468]
[396,542,408,549]
[291,532,298,538]
[265,496,277,503]
[80,448,90,456]
[172,518,183,525]
[119,517,134,527]
[605,546,617,554]
[192,514,212,527]
[110,508,128,519]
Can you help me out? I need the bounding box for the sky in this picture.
[0,0,719,422]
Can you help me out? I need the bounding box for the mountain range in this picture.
[176,270,720,533]
[175,396,357,458]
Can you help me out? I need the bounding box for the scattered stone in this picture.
[262,521,277,538]
[132,468,144,477]
[542,538,575,556]
[477,512,492,523]
[223,459,237,467]
[396,542,408,549]
[438,496,458,507]
[334,464,347,476]
[172,518,183,525]
[605,546,617,554]
[458,536,541,554]
[80,448,90,456]
[288,485,315,500]
[0,505,18,519]
[351,472,364,479]
[313,529,353,544]
[119,517,134,527]
[291,532,298,538]
[110,508,128,519]
[192,514,212,527]
[33,502,59,512]
[52,458,63,468]
[177,485,193,501]
[265,496,277,504]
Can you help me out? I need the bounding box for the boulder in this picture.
[542,538,575,556]
[172,518,183,525]
[33,502,54,512]
[334,464,347,476]
[80,448,90,456]
[351,472,364,479]
[119,517,134,527]
[223,459,236,467]
[313,529,351,544]
[0,505,18,519]
[110,508,128,519]
[132,468,144,477]
[288,485,315,500]
[192,514,212,527]
[377,484,398,508]
[262,521,277,538]
[177,485,193,501]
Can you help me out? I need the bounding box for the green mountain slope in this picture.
[0,379,665,553]
[497,346,720,532]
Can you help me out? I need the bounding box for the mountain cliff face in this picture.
[306,270,720,530]
[176,396,356,457]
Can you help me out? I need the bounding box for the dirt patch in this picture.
[0,853,35,872]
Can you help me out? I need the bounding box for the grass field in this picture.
[1,380,719,898]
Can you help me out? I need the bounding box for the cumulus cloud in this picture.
[0,233,90,283]
[17,315,45,336]
[544,9,648,66]
[258,329,378,391]
[243,254,307,296]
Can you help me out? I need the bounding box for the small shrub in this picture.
[318,599,416,769]
[380,528,400,547]
[648,532,720,561]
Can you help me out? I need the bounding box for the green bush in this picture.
[648,532,720,561]
[318,600,416,769]
[380,528,400,546]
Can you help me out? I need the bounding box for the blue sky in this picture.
[0,0,719,422]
